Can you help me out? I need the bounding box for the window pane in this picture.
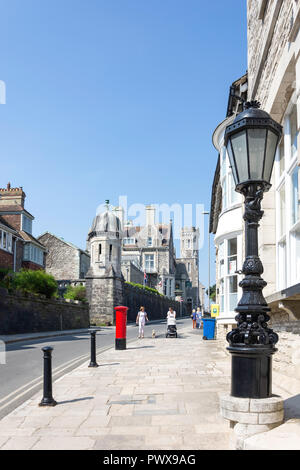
[229,275,238,293]
[230,131,248,183]
[221,147,227,178]
[278,241,286,289]
[228,238,237,256]
[229,172,238,205]
[248,128,266,179]
[229,293,238,312]
[292,229,300,282]
[279,185,286,237]
[222,176,227,211]
[227,143,238,185]
[228,238,237,275]
[7,234,12,252]
[263,130,278,182]
[290,106,298,157]
[291,166,300,225]
[219,242,224,260]
[279,139,285,176]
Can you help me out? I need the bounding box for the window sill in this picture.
[23,259,44,267]
[0,247,13,254]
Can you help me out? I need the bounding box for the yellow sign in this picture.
[211,304,219,318]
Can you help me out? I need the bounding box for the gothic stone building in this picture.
[175,227,200,309]
[120,205,177,298]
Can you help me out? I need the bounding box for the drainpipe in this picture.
[13,238,17,272]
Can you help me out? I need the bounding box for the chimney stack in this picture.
[0,183,26,208]
[146,205,156,226]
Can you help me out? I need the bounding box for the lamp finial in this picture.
[244,100,261,110]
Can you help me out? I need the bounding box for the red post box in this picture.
[114,306,128,350]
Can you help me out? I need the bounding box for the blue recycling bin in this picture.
[202,318,216,340]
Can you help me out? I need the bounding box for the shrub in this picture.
[12,269,58,299]
[64,285,87,302]
[125,281,163,297]
[0,268,13,289]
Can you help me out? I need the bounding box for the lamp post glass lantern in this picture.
[224,101,282,399]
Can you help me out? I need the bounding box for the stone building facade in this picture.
[85,204,198,324]
[0,183,46,272]
[246,0,300,395]
[120,205,177,298]
[210,0,300,394]
[85,209,123,325]
[37,232,90,281]
[175,227,200,308]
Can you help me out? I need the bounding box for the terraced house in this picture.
[0,183,46,272]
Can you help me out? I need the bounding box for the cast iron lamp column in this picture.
[224,101,282,399]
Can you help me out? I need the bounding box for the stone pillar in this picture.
[86,274,123,326]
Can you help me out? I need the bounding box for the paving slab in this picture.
[0,325,233,450]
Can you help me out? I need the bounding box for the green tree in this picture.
[206,284,216,302]
[12,269,58,299]
[64,284,87,302]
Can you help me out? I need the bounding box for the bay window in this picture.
[0,230,13,253]
[217,236,241,316]
[23,243,44,266]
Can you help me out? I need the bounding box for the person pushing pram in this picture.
[166,307,177,338]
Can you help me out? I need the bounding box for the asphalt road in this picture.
[0,318,191,419]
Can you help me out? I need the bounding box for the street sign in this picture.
[211,304,219,318]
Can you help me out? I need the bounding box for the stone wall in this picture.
[86,275,123,326]
[247,0,294,106]
[38,232,90,280]
[121,261,144,284]
[216,318,300,397]
[269,320,300,395]
[0,288,89,335]
[123,283,190,323]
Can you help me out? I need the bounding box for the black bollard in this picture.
[39,346,57,407]
[88,330,99,368]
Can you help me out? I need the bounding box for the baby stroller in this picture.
[166,324,177,338]
[166,311,177,338]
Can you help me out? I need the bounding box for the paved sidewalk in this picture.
[0,326,232,450]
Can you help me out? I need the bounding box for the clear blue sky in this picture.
[0,0,247,293]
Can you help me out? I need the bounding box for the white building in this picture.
[210,75,248,332]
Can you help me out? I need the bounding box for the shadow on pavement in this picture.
[57,397,94,405]
[99,363,120,367]
[284,394,300,419]
[6,334,90,352]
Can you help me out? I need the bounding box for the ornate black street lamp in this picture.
[224,101,282,399]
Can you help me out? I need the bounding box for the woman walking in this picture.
[196,307,202,329]
[136,306,149,338]
[191,309,197,329]
[167,306,176,325]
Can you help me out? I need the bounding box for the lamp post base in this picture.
[228,345,277,399]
